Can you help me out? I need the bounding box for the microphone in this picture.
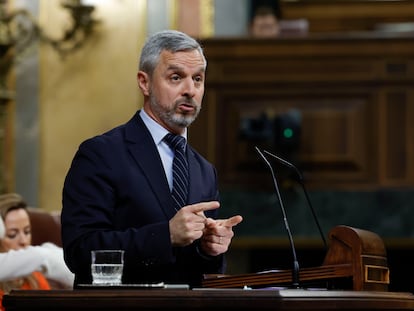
[255,146,300,288]
[262,150,328,250]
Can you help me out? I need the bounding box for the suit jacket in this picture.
[61,110,224,288]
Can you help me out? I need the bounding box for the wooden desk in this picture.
[3,289,414,311]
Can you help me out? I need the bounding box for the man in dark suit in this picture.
[61,30,243,288]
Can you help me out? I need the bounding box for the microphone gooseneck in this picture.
[255,146,300,288]
[263,150,327,250]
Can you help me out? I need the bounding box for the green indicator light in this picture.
[283,128,293,138]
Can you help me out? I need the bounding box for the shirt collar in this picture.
[139,109,187,145]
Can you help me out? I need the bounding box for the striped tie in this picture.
[164,133,189,210]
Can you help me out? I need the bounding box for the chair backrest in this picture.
[27,208,62,247]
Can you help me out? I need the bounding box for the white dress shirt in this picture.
[139,109,187,191]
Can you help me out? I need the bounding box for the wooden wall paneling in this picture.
[194,34,414,190]
[280,0,414,33]
[388,91,406,180]
[205,87,379,189]
[408,90,414,185]
[298,92,377,184]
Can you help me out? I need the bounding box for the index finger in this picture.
[187,201,220,214]
[217,215,243,228]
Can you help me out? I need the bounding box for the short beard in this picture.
[149,92,201,129]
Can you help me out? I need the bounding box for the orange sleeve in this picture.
[21,272,51,290]
[0,273,50,311]
[0,289,5,311]
[33,271,51,290]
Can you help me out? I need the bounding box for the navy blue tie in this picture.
[164,133,189,210]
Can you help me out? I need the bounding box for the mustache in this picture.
[176,98,197,107]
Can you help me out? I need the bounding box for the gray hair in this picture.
[138,30,206,76]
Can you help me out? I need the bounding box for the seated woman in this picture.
[0,212,74,285]
[0,193,51,308]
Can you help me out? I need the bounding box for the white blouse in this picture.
[0,243,74,288]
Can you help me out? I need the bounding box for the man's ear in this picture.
[137,71,150,96]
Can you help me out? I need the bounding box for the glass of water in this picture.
[91,250,124,285]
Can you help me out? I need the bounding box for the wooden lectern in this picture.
[5,226,414,311]
[202,225,390,291]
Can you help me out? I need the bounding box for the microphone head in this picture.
[274,109,302,154]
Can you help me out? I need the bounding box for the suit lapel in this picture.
[187,147,201,205]
[124,112,177,219]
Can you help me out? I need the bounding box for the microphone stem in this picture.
[275,174,300,288]
[299,181,328,250]
[255,147,300,288]
[263,150,327,250]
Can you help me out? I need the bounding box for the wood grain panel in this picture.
[192,34,414,190]
[281,0,414,33]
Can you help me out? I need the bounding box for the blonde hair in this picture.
[0,193,27,219]
[0,193,40,293]
[0,193,28,253]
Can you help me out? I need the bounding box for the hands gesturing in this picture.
[169,201,243,256]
